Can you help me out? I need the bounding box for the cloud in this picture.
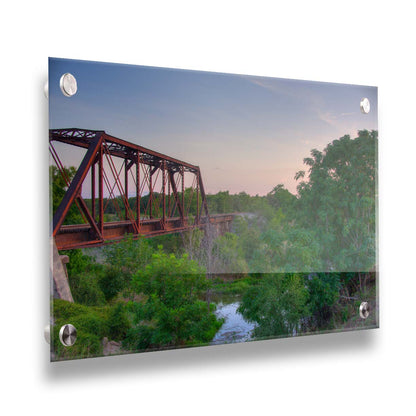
[317,110,338,126]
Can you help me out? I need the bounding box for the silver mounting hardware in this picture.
[360,97,370,114]
[59,73,77,97]
[359,302,370,319]
[59,324,77,347]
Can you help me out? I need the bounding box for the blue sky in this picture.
[49,57,378,195]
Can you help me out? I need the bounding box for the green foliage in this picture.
[52,299,132,360]
[306,273,341,327]
[50,165,83,225]
[103,235,153,278]
[208,191,232,213]
[53,329,102,360]
[295,130,377,272]
[69,271,106,306]
[232,216,262,257]
[61,249,106,306]
[151,300,222,346]
[181,227,205,262]
[149,233,184,255]
[123,325,154,350]
[53,298,92,320]
[211,233,248,274]
[238,274,309,338]
[211,276,258,295]
[124,250,221,350]
[61,249,95,277]
[107,303,131,340]
[266,184,297,215]
[98,266,126,302]
[52,300,108,359]
[133,249,208,308]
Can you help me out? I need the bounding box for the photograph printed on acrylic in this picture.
[49,58,378,361]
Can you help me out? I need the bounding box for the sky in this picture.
[49,57,378,196]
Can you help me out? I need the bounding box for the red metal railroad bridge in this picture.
[50,128,234,250]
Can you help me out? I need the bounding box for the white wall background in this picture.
[2,1,415,414]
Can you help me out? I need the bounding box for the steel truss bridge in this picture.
[50,129,234,250]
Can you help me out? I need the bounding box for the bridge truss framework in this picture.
[50,128,231,250]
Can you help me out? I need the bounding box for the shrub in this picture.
[107,303,131,340]
[127,250,221,349]
[53,298,91,320]
[60,250,106,306]
[52,327,102,360]
[51,299,131,360]
[238,273,309,338]
[123,325,154,351]
[52,300,108,360]
[61,249,95,277]
[103,235,153,277]
[98,266,125,302]
[306,273,341,327]
[68,272,106,306]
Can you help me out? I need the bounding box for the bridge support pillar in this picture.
[51,238,74,302]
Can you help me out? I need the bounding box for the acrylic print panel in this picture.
[49,58,378,361]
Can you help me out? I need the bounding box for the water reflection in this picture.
[211,297,257,345]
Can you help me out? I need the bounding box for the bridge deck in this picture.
[55,214,235,250]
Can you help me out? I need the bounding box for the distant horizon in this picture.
[49,58,378,196]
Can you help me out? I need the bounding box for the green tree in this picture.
[306,273,341,328]
[126,249,221,349]
[238,273,309,338]
[50,165,84,225]
[103,235,153,279]
[133,249,207,309]
[61,249,106,306]
[295,130,377,274]
[266,184,297,216]
[211,232,248,274]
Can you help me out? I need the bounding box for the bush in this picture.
[123,325,154,351]
[127,250,221,349]
[61,249,95,277]
[52,327,102,360]
[103,235,153,277]
[238,273,309,338]
[306,273,341,328]
[98,266,125,302]
[133,249,208,309]
[61,250,106,306]
[51,299,131,360]
[53,298,91,320]
[107,303,131,340]
[68,272,106,306]
[52,300,108,360]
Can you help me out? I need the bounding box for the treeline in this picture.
[50,165,291,224]
[179,130,377,275]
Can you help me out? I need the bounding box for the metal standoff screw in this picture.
[59,324,77,347]
[59,73,77,97]
[44,325,50,344]
[359,302,370,319]
[360,97,370,114]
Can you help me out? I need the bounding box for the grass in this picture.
[210,276,258,295]
[51,299,131,361]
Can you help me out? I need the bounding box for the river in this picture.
[211,294,257,345]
